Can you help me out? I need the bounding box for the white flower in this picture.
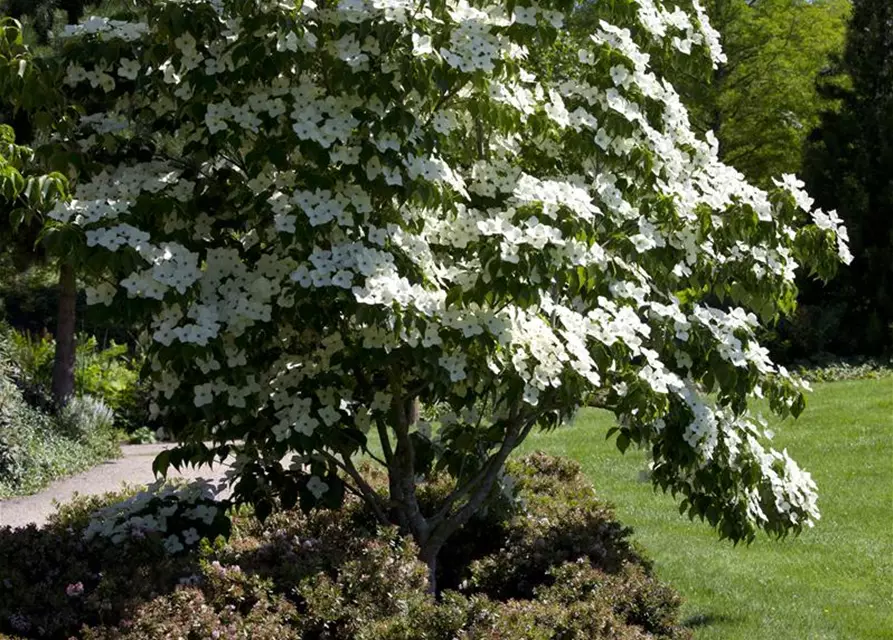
[412,33,433,56]
[609,65,631,88]
[272,421,292,442]
[117,58,140,79]
[163,534,184,554]
[159,503,178,517]
[85,283,117,306]
[182,527,201,546]
[194,383,214,407]
[318,404,341,426]
[513,5,538,25]
[306,476,329,499]
[159,59,181,85]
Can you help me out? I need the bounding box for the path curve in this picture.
[0,444,230,530]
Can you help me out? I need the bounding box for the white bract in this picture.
[45,0,849,547]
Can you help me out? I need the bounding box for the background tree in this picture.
[797,0,893,356]
[571,0,850,185]
[689,0,849,185]
[0,7,112,405]
[7,0,850,591]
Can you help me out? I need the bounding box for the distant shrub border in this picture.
[0,453,691,639]
[794,356,893,383]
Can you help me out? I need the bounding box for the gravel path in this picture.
[0,444,230,530]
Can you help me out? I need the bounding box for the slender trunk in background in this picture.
[51,261,76,407]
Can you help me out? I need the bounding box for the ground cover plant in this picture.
[0,453,691,639]
[517,378,893,639]
[793,356,893,383]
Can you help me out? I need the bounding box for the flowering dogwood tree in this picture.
[3,0,851,585]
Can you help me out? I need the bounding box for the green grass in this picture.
[517,378,893,640]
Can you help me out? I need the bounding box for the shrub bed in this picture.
[0,453,690,639]
[0,339,121,499]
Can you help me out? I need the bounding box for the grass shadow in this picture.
[682,611,740,628]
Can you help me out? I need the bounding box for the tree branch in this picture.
[428,416,515,527]
[319,449,390,525]
[360,441,388,468]
[425,415,530,552]
[376,418,395,467]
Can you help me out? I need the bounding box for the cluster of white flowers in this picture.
[84,479,223,553]
[811,208,853,265]
[289,87,361,149]
[60,16,148,41]
[691,305,759,369]
[64,63,116,92]
[513,174,600,221]
[658,388,820,528]
[86,223,150,251]
[269,184,372,229]
[405,154,469,198]
[440,0,509,73]
[272,395,319,439]
[49,162,180,224]
[677,383,720,455]
[747,440,820,525]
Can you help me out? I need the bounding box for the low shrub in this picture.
[0,394,121,499]
[125,427,156,445]
[793,356,893,383]
[460,454,646,600]
[58,396,115,440]
[0,453,690,639]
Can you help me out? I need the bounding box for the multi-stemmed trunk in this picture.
[333,394,533,595]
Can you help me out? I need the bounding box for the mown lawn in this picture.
[518,378,893,639]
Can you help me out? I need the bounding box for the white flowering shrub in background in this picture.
[1,0,851,579]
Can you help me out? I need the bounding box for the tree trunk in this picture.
[420,543,439,595]
[51,262,76,407]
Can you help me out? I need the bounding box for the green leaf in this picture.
[153,450,171,478]
[791,393,807,419]
[616,432,630,454]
